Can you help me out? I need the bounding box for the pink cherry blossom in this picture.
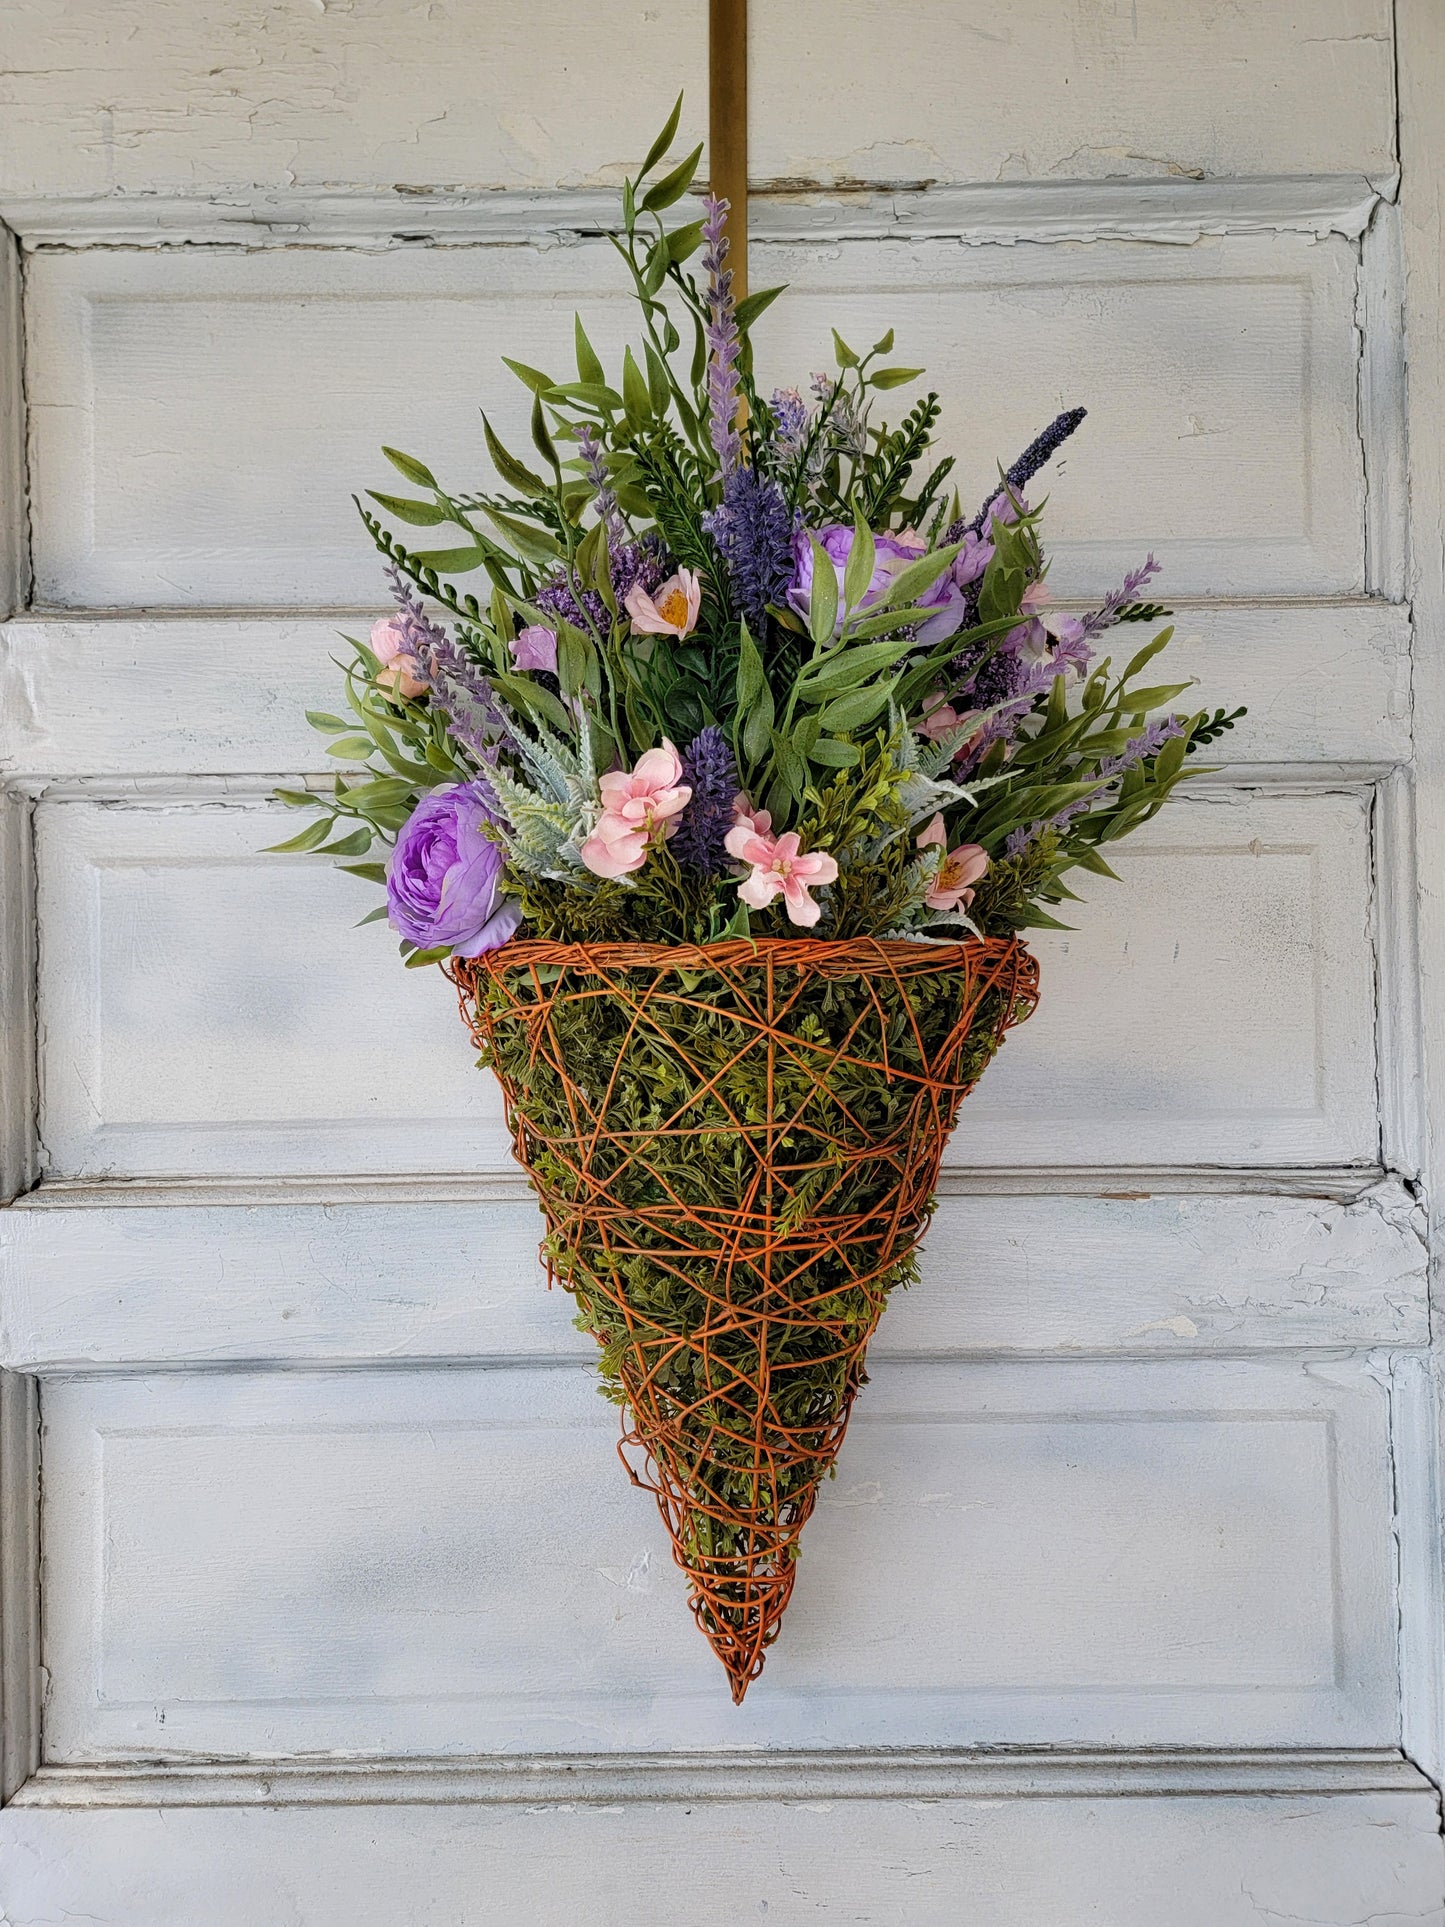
[370,616,427,700]
[917,814,989,912]
[625,567,703,639]
[580,741,693,880]
[723,821,839,928]
[512,624,558,674]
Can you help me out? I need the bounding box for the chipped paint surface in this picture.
[0,3,1442,1918]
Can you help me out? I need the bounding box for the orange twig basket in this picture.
[452,935,1038,1700]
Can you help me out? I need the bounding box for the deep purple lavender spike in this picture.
[946,407,1087,543]
[535,533,670,636]
[702,466,796,628]
[672,725,740,875]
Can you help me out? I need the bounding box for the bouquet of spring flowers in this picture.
[274,102,1241,1699]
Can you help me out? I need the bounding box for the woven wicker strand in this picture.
[452,935,1038,1701]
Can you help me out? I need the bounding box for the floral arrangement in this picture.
[271,103,1241,1698]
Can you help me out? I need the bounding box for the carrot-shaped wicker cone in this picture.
[453,935,1038,1702]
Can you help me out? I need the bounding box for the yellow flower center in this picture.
[656,587,690,629]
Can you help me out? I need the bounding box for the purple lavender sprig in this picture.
[385,564,506,766]
[535,533,670,636]
[577,420,627,553]
[1079,554,1162,642]
[672,725,740,874]
[1096,713,1185,779]
[1003,713,1186,856]
[946,407,1087,544]
[702,466,797,629]
[703,195,742,478]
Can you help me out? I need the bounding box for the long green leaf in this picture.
[642,142,703,212]
[382,447,437,489]
[807,536,840,644]
[638,94,684,180]
[482,414,546,495]
[366,491,453,527]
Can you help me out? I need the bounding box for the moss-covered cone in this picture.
[453,936,1037,1700]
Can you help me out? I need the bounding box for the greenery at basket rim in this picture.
[268,95,1244,961]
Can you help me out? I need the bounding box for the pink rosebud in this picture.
[724,823,839,928]
[917,814,989,913]
[625,568,703,639]
[369,617,427,700]
[512,624,558,674]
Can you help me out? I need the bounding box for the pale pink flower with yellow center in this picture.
[724,820,838,928]
[579,741,692,880]
[917,814,989,913]
[625,567,703,639]
[370,616,427,699]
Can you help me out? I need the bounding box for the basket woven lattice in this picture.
[452,935,1038,1700]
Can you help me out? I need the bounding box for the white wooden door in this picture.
[2,4,1444,1920]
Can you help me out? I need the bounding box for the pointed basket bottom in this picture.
[452,935,1038,1701]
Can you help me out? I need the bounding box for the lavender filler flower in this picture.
[386,565,506,766]
[671,725,740,875]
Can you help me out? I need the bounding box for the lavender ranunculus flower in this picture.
[787,525,965,642]
[386,781,520,958]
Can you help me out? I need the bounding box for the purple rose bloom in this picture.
[386,781,520,958]
[786,525,965,643]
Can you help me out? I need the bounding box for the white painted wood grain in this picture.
[32,788,1379,1176]
[16,1747,1432,1808]
[1398,0,1445,1793]
[33,794,508,1178]
[0,231,24,620]
[0,176,1389,252]
[24,230,1365,606]
[0,1178,1425,1372]
[0,600,1412,780]
[3,1793,1441,1927]
[0,0,1396,201]
[38,1358,1397,1758]
[0,789,37,1204]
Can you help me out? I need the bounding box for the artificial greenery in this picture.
[270,94,1241,950]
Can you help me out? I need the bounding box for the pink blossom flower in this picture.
[625,567,703,639]
[724,821,839,928]
[370,616,427,699]
[512,624,557,674]
[916,694,988,761]
[917,814,989,913]
[730,793,773,840]
[580,741,692,880]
